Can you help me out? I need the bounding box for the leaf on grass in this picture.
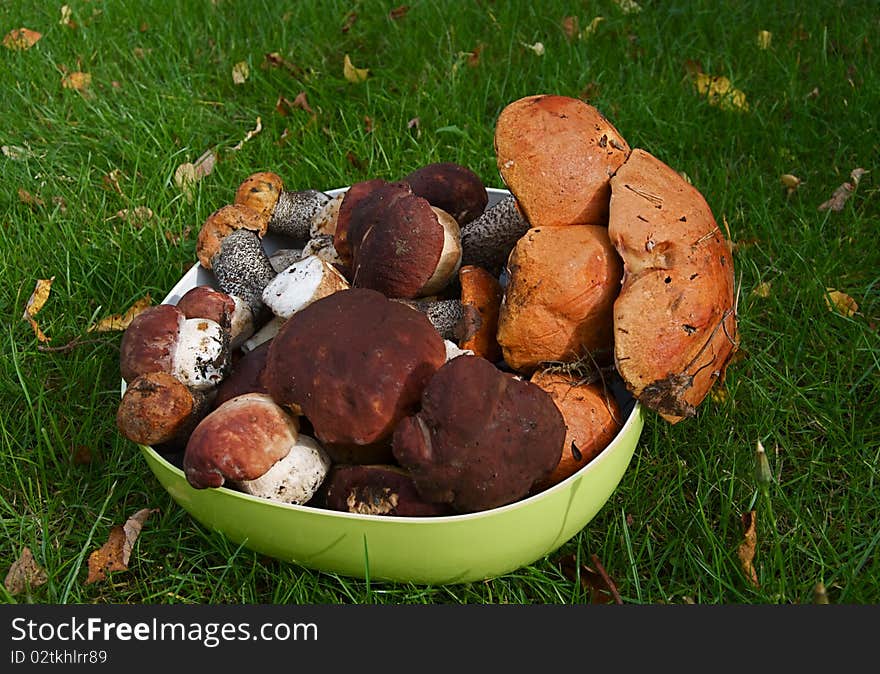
[694,72,749,112]
[61,71,92,92]
[738,510,759,587]
[232,60,249,85]
[87,294,152,332]
[261,52,303,78]
[522,41,545,56]
[824,288,858,317]
[583,16,604,38]
[813,582,830,604]
[2,144,29,159]
[341,11,358,33]
[389,5,409,20]
[781,173,801,195]
[174,149,216,201]
[4,547,48,595]
[557,553,622,604]
[102,168,125,196]
[115,206,154,228]
[709,386,729,404]
[364,115,373,133]
[230,117,262,151]
[86,508,158,584]
[752,281,771,298]
[346,151,367,172]
[59,5,76,29]
[756,30,772,50]
[614,0,642,14]
[561,16,579,40]
[23,277,55,343]
[818,168,867,211]
[3,27,42,50]
[467,44,484,67]
[343,54,369,83]
[18,187,45,209]
[277,91,315,117]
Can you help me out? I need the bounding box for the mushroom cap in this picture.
[323,464,454,517]
[403,162,488,226]
[196,203,268,270]
[496,225,623,374]
[183,392,299,489]
[234,171,284,221]
[264,288,446,460]
[119,303,183,383]
[213,340,271,409]
[116,371,207,448]
[528,370,623,490]
[494,94,630,227]
[176,285,234,329]
[392,354,566,513]
[332,178,390,265]
[608,148,738,422]
[458,264,503,362]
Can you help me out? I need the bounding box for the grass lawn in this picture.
[1,0,877,604]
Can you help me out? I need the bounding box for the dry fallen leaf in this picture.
[825,288,858,317]
[87,294,152,332]
[523,41,545,56]
[174,149,216,202]
[694,72,749,112]
[232,60,250,85]
[557,553,623,604]
[781,174,801,195]
[61,71,92,92]
[341,11,358,33]
[59,5,75,28]
[115,206,154,228]
[614,0,642,14]
[343,54,369,83]
[583,16,604,38]
[86,508,158,584]
[752,281,771,298]
[389,5,409,20]
[4,547,48,595]
[3,27,42,50]
[18,187,45,209]
[818,168,866,212]
[23,277,55,342]
[230,117,262,151]
[757,30,772,50]
[738,510,759,587]
[561,16,579,40]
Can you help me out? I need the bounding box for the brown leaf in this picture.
[467,44,483,67]
[115,206,154,228]
[389,5,409,20]
[164,225,193,246]
[825,288,858,317]
[292,91,315,115]
[61,71,92,92]
[262,52,303,78]
[781,174,801,195]
[738,510,759,587]
[561,16,579,40]
[87,294,152,332]
[23,277,55,342]
[3,27,42,50]
[364,115,374,133]
[341,11,358,33]
[86,508,158,584]
[230,117,262,151]
[4,547,48,595]
[18,187,45,209]
[174,149,216,202]
[818,169,865,212]
[557,553,622,604]
[346,151,367,172]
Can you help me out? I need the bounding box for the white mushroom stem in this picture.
[460,195,529,276]
[171,318,230,390]
[419,207,462,297]
[241,315,284,353]
[234,434,331,505]
[268,190,331,243]
[261,255,350,320]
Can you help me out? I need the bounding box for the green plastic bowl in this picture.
[135,188,644,585]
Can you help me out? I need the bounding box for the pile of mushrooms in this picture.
[117,94,738,516]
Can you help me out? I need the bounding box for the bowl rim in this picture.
[135,185,642,523]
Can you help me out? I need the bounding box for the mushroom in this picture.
[496,224,623,375]
[392,297,473,342]
[117,371,214,450]
[322,464,454,517]
[268,248,303,273]
[213,340,271,408]
[494,94,631,227]
[392,354,566,513]
[334,179,462,298]
[195,204,268,271]
[528,369,623,490]
[301,234,344,268]
[309,192,345,238]
[459,195,529,277]
[261,255,350,320]
[234,171,330,245]
[119,303,230,390]
[182,392,330,505]
[210,227,278,325]
[608,148,738,422]
[457,264,503,362]
[264,288,446,463]
[175,285,254,351]
[402,162,488,226]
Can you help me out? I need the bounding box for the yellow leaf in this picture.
[752,281,771,298]
[232,60,249,85]
[88,295,152,332]
[23,277,55,342]
[230,117,262,151]
[756,30,772,50]
[61,71,92,92]
[582,16,604,38]
[694,72,749,112]
[343,54,369,83]
[709,387,729,404]
[2,27,42,50]
[737,510,759,587]
[824,289,858,317]
[781,174,801,195]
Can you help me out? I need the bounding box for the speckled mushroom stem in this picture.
[395,297,473,342]
[460,195,529,276]
[211,228,277,325]
[267,190,331,244]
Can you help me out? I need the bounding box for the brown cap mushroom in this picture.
[402,162,488,226]
[494,94,631,227]
[183,393,329,505]
[234,171,331,244]
[392,354,566,513]
[196,204,268,270]
[528,370,623,490]
[496,224,623,374]
[117,371,214,449]
[264,288,446,463]
[175,285,254,351]
[213,340,271,408]
[322,464,455,517]
[608,148,738,422]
